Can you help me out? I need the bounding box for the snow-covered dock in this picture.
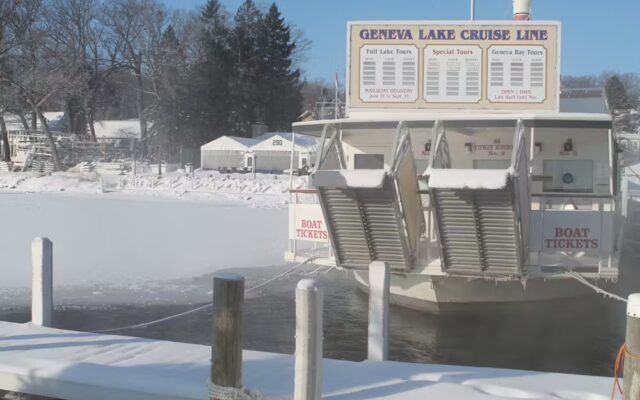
[0,321,616,400]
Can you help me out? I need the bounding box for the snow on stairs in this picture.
[430,171,524,276]
[319,181,410,270]
[312,167,421,272]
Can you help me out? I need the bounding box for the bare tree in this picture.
[100,0,171,157]
[0,0,86,170]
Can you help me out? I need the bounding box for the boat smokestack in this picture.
[513,0,531,20]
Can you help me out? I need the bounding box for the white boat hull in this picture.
[353,271,605,312]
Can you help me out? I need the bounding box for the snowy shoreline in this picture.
[0,170,304,208]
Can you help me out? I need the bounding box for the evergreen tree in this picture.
[230,0,263,136]
[192,0,234,144]
[257,3,303,131]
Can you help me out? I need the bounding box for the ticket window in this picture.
[354,154,384,169]
[543,160,594,193]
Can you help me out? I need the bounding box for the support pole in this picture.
[211,272,244,399]
[31,237,53,327]
[294,279,323,400]
[368,261,390,361]
[625,293,640,398]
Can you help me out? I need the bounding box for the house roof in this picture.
[201,135,258,151]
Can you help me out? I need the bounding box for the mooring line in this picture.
[93,256,318,333]
[563,270,628,303]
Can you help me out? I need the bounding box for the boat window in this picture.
[472,160,511,169]
[542,160,594,193]
[354,154,384,169]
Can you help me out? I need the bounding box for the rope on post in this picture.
[207,379,262,400]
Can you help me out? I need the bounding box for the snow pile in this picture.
[0,321,616,400]
[427,168,513,190]
[0,171,101,193]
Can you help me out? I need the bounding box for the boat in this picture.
[285,0,623,310]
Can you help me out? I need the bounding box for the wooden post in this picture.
[368,261,390,361]
[211,272,244,399]
[625,293,640,398]
[294,279,323,400]
[31,237,53,327]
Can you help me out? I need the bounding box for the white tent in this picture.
[252,133,319,172]
[200,136,258,170]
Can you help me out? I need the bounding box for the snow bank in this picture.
[0,321,616,400]
[427,168,513,190]
[312,169,388,189]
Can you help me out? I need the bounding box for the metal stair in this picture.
[311,122,424,272]
[426,119,529,277]
[317,178,413,270]
[431,182,522,275]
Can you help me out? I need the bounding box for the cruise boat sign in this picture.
[348,21,560,111]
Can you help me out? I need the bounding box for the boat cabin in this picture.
[287,20,621,283]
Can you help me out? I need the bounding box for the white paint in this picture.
[31,237,53,327]
[427,168,512,190]
[288,204,329,243]
[0,321,618,400]
[294,279,323,400]
[312,169,388,189]
[628,293,640,318]
[368,261,390,361]
[512,0,532,17]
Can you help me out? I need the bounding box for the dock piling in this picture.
[625,293,640,398]
[211,272,244,400]
[368,261,390,361]
[31,237,53,327]
[294,279,323,400]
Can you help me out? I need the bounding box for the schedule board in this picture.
[347,21,560,111]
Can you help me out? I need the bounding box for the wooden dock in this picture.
[0,321,617,400]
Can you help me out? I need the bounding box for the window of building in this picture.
[543,160,593,193]
[354,154,384,169]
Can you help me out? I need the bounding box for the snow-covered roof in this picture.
[201,135,258,151]
[252,132,319,152]
[93,120,141,139]
[3,112,65,131]
[293,112,613,137]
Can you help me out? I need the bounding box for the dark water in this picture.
[2,249,638,379]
